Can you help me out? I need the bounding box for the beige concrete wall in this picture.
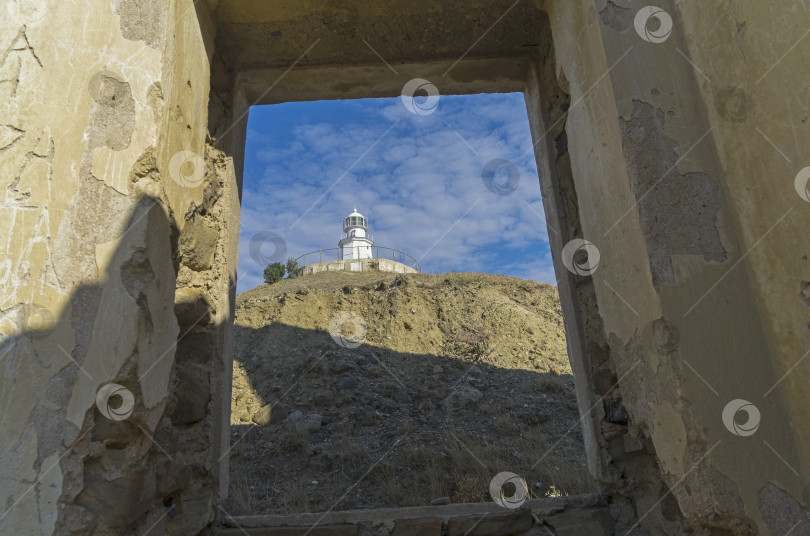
[679,0,810,488]
[0,0,237,534]
[538,0,810,534]
[678,2,810,532]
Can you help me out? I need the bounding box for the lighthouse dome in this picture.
[343,207,368,231]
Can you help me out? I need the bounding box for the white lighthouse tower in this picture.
[338,207,373,260]
[296,207,420,275]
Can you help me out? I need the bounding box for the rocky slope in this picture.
[226,271,594,515]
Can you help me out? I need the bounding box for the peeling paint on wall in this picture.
[619,101,727,289]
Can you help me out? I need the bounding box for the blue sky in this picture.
[237,92,556,293]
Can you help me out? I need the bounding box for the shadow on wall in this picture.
[0,195,591,534]
[224,320,596,516]
[0,195,229,536]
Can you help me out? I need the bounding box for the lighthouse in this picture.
[295,208,421,275]
[338,208,373,260]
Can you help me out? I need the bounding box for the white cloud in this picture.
[237,93,555,293]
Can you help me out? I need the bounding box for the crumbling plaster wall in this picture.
[1,0,238,534]
[535,0,810,534]
[677,2,810,533]
[3,0,809,535]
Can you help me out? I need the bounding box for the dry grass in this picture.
[229,419,595,514]
[278,481,310,514]
[352,429,593,507]
[536,372,569,394]
[226,465,255,514]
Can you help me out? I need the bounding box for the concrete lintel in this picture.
[238,56,532,105]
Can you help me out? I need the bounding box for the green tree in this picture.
[285,257,303,279]
[263,262,285,285]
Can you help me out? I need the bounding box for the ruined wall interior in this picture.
[545,2,810,534]
[1,1,233,534]
[1,1,808,535]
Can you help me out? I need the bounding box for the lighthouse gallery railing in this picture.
[294,247,421,273]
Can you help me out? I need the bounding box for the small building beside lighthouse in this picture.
[295,208,421,275]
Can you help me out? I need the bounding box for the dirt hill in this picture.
[226,271,594,515]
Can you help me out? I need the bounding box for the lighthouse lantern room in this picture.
[338,208,373,260]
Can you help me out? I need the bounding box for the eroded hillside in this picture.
[227,271,594,514]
